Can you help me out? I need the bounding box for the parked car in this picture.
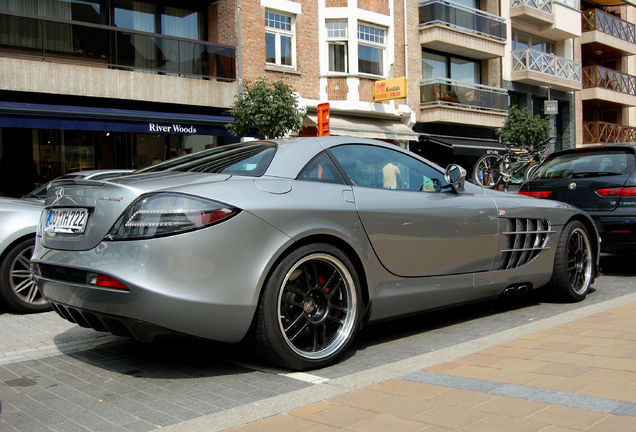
[33,137,599,370]
[0,169,133,313]
[520,145,636,253]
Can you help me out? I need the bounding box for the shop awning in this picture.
[0,101,233,135]
[422,134,505,156]
[305,113,418,141]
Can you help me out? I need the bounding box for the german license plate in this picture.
[45,208,89,234]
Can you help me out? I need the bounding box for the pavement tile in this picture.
[365,379,449,399]
[291,404,377,428]
[583,368,636,385]
[536,427,580,432]
[525,405,607,430]
[452,353,504,367]
[526,375,593,393]
[473,395,549,418]
[346,413,427,432]
[330,388,435,418]
[530,362,594,378]
[535,342,590,353]
[412,404,489,429]
[587,414,636,432]
[479,346,544,360]
[460,414,549,432]
[235,414,317,432]
[578,380,636,402]
[489,357,551,372]
[427,388,495,408]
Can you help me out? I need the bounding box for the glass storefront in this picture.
[0,127,227,197]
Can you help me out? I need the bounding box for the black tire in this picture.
[472,154,501,188]
[252,243,362,370]
[524,162,541,182]
[549,221,594,302]
[0,238,51,313]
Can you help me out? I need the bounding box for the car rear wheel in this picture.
[252,243,361,370]
[549,221,594,302]
[523,162,541,182]
[0,238,51,313]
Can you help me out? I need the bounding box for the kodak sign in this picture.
[373,77,407,101]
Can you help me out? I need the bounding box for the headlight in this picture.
[106,193,239,240]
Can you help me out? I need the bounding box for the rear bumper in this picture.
[590,214,636,252]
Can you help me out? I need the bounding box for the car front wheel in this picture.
[549,221,594,302]
[252,243,361,370]
[0,237,51,313]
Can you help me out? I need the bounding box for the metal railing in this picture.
[419,78,509,111]
[583,121,636,144]
[583,65,636,95]
[582,8,635,44]
[511,0,552,14]
[419,0,507,41]
[0,11,236,80]
[512,48,581,82]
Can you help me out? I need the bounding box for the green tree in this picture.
[497,105,550,149]
[226,79,305,139]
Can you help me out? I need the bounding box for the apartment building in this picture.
[580,1,636,146]
[239,0,417,146]
[0,0,238,196]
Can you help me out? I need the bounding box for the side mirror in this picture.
[445,164,467,192]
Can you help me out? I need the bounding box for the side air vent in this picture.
[500,218,552,270]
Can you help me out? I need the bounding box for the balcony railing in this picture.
[583,121,636,144]
[512,49,581,82]
[419,0,507,41]
[511,0,552,14]
[583,65,636,95]
[0,12,236,80]
[582,8,635,44]
[420,78,509,111]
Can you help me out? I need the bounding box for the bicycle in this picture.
[472,137,553,191]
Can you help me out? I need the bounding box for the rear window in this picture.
[137,142,277,177]
[533,150,632,179]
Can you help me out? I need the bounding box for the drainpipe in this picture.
[237,0,243,94]
[403,0,408,106]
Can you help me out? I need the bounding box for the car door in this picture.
[328,144,500,277]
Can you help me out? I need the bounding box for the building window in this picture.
[512,31,555,54]
[422,50,481,83]
[327,21,348,73]
[358,23,385,76]
[265,11,294,67]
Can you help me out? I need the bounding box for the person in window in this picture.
[382,162,405,189]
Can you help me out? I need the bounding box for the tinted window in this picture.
[137,143,276,177]
[329,144,448,192]
[297,152,345,184]
[534,150,632,179]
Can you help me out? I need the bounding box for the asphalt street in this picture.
[0,254,635,432]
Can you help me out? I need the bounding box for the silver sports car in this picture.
[32,137,599,370]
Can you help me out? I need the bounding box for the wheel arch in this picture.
[0,233,36,268]
[255,233,370,326]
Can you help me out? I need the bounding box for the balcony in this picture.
[581,9,636,57]
[583,121,636,145]
[418,0,506,60]
[510,0,581,40]
[582,65,636,107]
[419,78,509,127]
[511,49,582,91]
[0,12,235,80]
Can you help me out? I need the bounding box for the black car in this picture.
[520,145,636,253]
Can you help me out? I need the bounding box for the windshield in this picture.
[137,142,277,177]
[533,150,631,179]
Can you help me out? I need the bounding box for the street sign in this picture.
[545,100,558,115]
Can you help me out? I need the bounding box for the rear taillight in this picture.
[519,191,552,199]
[595,187,636,197]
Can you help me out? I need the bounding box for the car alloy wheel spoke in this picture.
[288,320,310,343]
[312,322,327,351]
[284,310,307,334]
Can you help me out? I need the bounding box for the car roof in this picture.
[547,145,636,159]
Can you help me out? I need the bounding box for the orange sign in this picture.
[317,103,330,137]
[374,77,407,101]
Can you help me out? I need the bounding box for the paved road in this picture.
[1,254,635,432]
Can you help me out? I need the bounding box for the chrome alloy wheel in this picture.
[277,253,358,360]
[9,244,45,306]
[567,227,593,296]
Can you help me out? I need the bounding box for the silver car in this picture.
[32,137,599,369]
[0,170,132,312]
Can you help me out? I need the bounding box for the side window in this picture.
[297,152,346,184]
[329,144,449,192]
